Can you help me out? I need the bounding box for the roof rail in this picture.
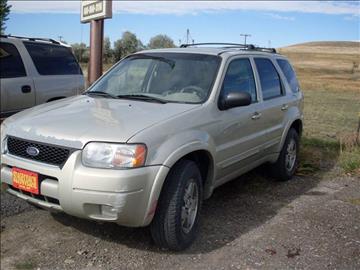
[180,43,255,49]
[180,42,277,54]
[0,34,61,45]
[253,46,277,53]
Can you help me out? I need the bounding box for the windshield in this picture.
[88,53,221,104]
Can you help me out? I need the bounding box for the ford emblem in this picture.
[26,146,40,157]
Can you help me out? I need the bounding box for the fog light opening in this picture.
[101,205,118,218]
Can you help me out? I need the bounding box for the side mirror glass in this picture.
[219,91,252,110]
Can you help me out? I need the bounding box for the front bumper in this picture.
[1,151,169,227]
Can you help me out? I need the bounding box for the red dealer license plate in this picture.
[12,167,39,195]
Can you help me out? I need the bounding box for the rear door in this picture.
[23,41,84,104]
[253,57,289,154]
[0,41,35,117]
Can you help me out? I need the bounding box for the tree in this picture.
[103,37,113,64]
[71,43,89,63]
[113,31,142,62]
[148,34,176,49]
[0,0,11,34]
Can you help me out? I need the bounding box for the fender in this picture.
[140,130,217,226]
[163,139,215,168]
[137,128,217,168]
[277,115,303,153]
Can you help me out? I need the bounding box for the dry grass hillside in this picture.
[279,41,360,92]
[279,41,360,174]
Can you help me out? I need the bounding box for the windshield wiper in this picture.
[85,91,117,99]
[117,94,167,104]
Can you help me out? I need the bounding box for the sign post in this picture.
[81,0,112,86]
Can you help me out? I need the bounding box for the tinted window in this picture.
[222,58,257,102]
[0,42,26,78]
[277,59,300,93]
[24,42,82,75]
[254,58,282,100]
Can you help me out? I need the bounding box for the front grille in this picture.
[7,136,72,167]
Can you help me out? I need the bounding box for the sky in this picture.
[5,1,360,48]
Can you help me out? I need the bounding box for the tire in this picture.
[150,160,203,251]
[270,128,300,181]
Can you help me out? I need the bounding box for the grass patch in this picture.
[302,137,340,150]
[299,136,360,176]
[301,89,359,141]
[339,148,360,174]
[298,137,339,175]
[15,261,37,270]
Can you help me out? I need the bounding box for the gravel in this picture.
[0,192,35,218]
[1,171,359,270]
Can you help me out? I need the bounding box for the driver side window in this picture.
[221,58,257,103]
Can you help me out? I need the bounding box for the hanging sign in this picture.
[81,0,112,23]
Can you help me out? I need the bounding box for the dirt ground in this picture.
[1,169,359,270]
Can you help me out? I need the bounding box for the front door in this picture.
[214,57,268,182]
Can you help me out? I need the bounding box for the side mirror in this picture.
[218,91,252,110]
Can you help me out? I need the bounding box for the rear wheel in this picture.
[150,160,203,251]
[270,128,299,181]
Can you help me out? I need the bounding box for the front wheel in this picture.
[150,160,203,251]
[270,128,300,181]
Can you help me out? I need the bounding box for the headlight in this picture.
[82,142,147,169]
[0,122,7,154]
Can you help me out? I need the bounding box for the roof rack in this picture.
[253,46,277,53]
[180,43,255,49]
[180,42,277,54]
[0,34,61,45]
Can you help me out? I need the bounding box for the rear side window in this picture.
[222,58,257,102]
[0,42,27,78]
[277,59,300,93]
[24,42,82,75]
[254,58,282,100]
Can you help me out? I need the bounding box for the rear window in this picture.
[277,59,300,93]
[254,58,283,100]
[24,42,82,76]
[0,42,27,78]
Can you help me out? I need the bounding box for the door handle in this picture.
[22,85,32,93]
[281,104,289,111]
[251,112,262,120]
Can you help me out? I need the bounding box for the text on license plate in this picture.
[12,167,39,195]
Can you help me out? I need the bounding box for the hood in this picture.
[4,95,199,149]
